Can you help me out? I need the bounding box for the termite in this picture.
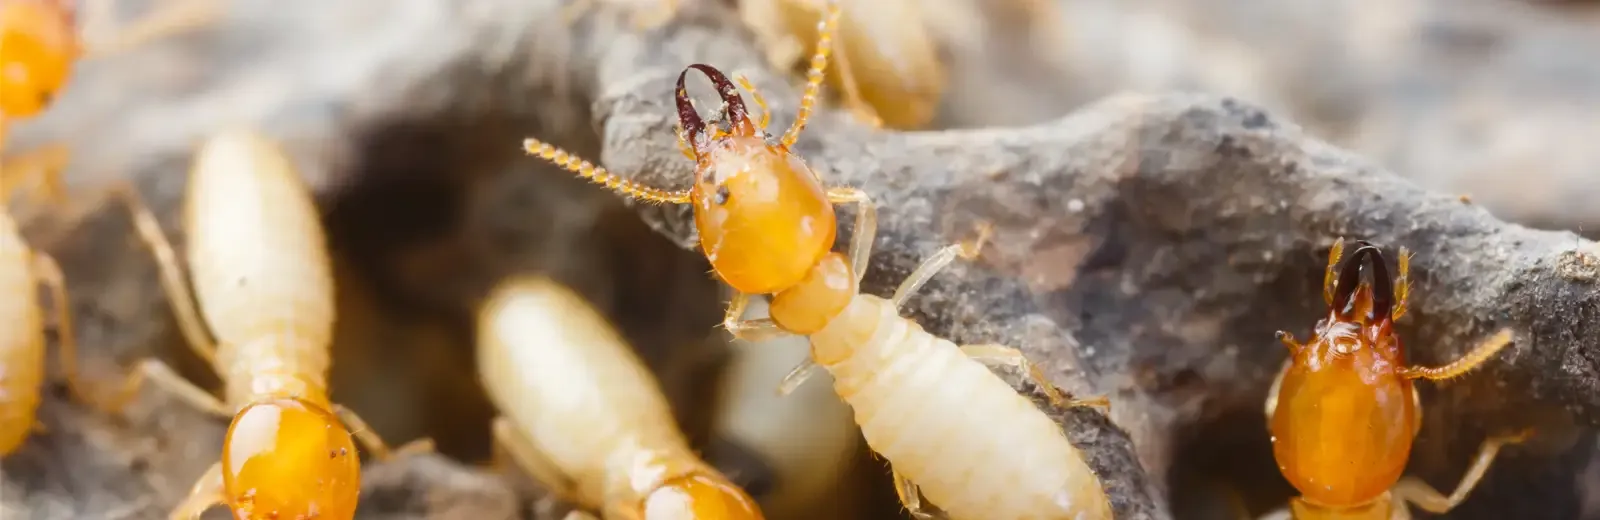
[111,129,433,520]
[1264,238,1529,520]
[1,0,218,178]
[520,1,1114,516]
[479,275,764,520]
[735,0,946,130]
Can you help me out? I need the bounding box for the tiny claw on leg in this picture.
[168,462,225,520]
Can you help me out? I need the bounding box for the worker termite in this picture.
[1264,239,1528,520]
[478,275,764,520]
[736,0,946,130]
[1,0,218,177]
[520,1,1114,515]
[111,129,433,520]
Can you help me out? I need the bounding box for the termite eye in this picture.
[714,185,731,205]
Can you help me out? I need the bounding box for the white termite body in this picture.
[477,276,763,519]
[806,293,1114,520]
[0,215,45,454]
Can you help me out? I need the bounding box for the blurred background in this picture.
[2,0,1597,519]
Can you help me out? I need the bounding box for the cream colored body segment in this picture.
[477,277,705,507]
[184,132,335,409]
[0,217,44,454]
[810,294,1110,520]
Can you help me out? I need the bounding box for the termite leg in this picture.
[116,184,218,365]
[779,0,843,150]
[827,35,885,129]
[828,187,877,283]
[1393,247,1414,321]
[170,462,225,520]
[1263,358,1291,422]
[734,74,773,133]
[1400,328,1514,381]
[81,0,219,58]
[1389,429,1533,514]
[0,145,70,203]
[491,417,584,505]
[332,404,435,461]
[959,344,1109,412]
[1322,238,1346,307]
[892,470,935,520]
[776,358,821,396]
[103,358,231,418]
[30,253,95,408]
[891,223,993,309]
[722,292,790,342]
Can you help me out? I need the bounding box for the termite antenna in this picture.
[779,0,842,150]
[522,138,691,205]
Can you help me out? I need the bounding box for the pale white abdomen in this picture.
[0,218,44,454]
[810,294,1112,520]
[477,277,696,507]
[183,130,334,406]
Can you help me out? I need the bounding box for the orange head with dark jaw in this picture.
[674,64,838,297]
[221,398,362,519]
[1269,242,1419,508]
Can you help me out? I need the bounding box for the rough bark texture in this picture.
[4,0,1599,519]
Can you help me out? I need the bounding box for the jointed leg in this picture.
[735,74,773,133]
[892,469,936,519]
[891,223,992,310]
[828,37,884,129]
[776,358,821,396]
[169,462,226,520]
[81,0,220,58]
[1400,328,1514,381]
[492,417,584,505]
[1390,429,1532,515]
[105,358,231,418]
[779,0,843,150]
[31,253,95,408]
[960,344,1109,412]
[1393,247,1414,321]
[333,404,435,461]
[1322,238,1346,306]
[0,144,69,203]
[827,187,876,283]
[116,185,217,365]
[722,292,790,342]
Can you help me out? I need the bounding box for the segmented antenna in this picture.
[522,138,691,204]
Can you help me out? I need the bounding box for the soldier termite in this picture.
[111,129,433,520]
[518,0,1115,515]
[1264,239,1528,520]
[479,275,764,520]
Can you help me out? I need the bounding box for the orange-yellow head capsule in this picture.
[642,473,765,520]
[221,398,362,520]
[0,0,79,117]
[1269,243,1416,508]
[675,63,838,296]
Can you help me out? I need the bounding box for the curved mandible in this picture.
[685,63,757,136]
[1354,240,1395,322]
[675,66,709,155]
[1331,243,1380,317]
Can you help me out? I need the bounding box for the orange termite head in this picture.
[674,63,839,295]
[641,472,766,520]
[221,398,362,520]
[0,0,79,118]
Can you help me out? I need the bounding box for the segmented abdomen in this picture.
[812,294,1112,520]
[183,131,334,407]
[0,218,44,454]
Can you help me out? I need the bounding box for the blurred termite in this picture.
[478,275,764,520]
[1264,239,1528,520]
[520,0,1114,515]
[111,129,433,520]
[736,0,946,130]
[0,138,93,456]
[1,0,219,177]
